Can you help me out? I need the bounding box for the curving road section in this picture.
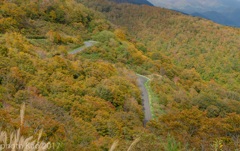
[137,74,152,126]
[68,40,98,54]
[68,41,152,126]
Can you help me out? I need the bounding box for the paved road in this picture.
[68,40,97,54]
[137,74,152,126]
[68,41,152,126]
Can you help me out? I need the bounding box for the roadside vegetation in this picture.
[0,0,240,150]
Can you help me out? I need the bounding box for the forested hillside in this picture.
[110,0,153,6]
[1,0,240,150]
[0,0,148,150]
[80,0,240,150]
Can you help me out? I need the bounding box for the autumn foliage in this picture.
[0,0,240,150]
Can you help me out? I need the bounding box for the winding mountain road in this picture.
[68,41,152,126]
[137,74,152,126]
[68,40,97,54]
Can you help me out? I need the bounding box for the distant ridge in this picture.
[191,11,240,27]
[110,0,154,6]
[148,0,240,27]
